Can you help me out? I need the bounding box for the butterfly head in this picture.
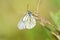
[27,11,32,16]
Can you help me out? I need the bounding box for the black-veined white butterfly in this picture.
[17,11,36,30]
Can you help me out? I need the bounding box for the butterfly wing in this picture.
[26,13,36,29]
[18,21,25,30]
[17,13,30,30]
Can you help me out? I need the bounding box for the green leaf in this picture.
[52,0,60,7]
[50,11,60,28]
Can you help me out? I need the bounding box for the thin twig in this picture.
[32,0,60,40]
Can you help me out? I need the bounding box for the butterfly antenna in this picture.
[27,4,29,11]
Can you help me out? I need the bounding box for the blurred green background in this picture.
[0,0,60,40]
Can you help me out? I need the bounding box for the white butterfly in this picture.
[17,11,36,30]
